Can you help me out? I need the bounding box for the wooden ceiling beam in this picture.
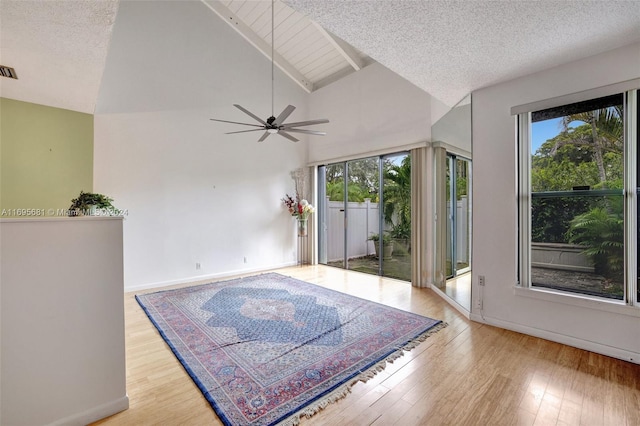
[201,0,314,93]
[312,22,363,71]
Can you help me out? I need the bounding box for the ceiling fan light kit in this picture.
[210,0,328,142]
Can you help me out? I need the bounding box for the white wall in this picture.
[308,62,432,164]
[431,94,472,154]
[430,96,453,128]
[472,42,640,362]
[94,0,309,290]
[1,217,128,425]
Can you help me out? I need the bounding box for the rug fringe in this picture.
[278,321,448,426]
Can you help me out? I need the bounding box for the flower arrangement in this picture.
[282,168,315,220]
[282,193,315,219]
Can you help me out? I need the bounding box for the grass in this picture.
[327,254,411,282]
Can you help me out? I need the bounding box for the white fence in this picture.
[447,196,470,265]
[323,196,470,264]
[324,199,380,262]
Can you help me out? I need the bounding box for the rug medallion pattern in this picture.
[136,273,444,426]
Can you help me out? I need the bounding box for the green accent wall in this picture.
[0,98,93,217]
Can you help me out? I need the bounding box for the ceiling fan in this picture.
[210,0,329,143]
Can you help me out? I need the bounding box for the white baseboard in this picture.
[469,313,640,365]
[49,395,129,426]
[125,261,297,293]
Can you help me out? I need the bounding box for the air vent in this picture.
[0,65,18,79]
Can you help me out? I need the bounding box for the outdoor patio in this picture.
[532,267,624,300]
[326,260,622,301]
[328,252,411,282]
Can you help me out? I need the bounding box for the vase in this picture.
[297,218,308,237]
[373,240,394,260]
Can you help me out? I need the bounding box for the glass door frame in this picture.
[317,151,411,281]
[446,153,472,279]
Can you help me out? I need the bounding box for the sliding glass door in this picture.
[346,157,380,274]
[382,154,411,280]
[318,153,411,281]
[318,163,345,268]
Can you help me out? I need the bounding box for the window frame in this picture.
[516,87,639,308]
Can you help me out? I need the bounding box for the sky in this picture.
[531,117,563,154]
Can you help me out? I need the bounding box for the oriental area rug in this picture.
[136,272,446,426]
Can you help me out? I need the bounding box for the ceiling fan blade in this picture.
[258,131,271,142]
[210,118,264,128]
[234,104,267,125]
[280,118,329,128]
[284,128,326,136]
[274,105,296,126]
[277,130,299,142]
[225,129,266,135]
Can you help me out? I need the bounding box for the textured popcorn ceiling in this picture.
[285,0,640,106]
[0,1,638,113]
[0,0,119,113]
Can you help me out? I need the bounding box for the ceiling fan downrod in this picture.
[209,0,329,142]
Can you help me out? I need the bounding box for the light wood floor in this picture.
[94,265,640,426]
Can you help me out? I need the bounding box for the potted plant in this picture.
[69,191,117,216]
[368,232,394,259]
[389,222,411,256]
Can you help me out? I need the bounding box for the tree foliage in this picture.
[324,156,411,239]
[532,113,623,193]
[445,160,469,201]
[325,159,380,201]
[325,180,374,202]
[532,105,625,285]
[531,196,596,243]
[383,156,411,239]
[568,203,624,281]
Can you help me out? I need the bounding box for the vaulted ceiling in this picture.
[1,0,639,114]
[286,0,640,106]
[203,0,373,93]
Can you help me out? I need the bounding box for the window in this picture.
[518,89,638,305]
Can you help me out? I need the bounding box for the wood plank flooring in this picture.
[93,265,640,426]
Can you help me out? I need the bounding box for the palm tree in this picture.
[383,156,411,239]
[557,106,623,186]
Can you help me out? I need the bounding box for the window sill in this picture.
[514,286,640,318]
